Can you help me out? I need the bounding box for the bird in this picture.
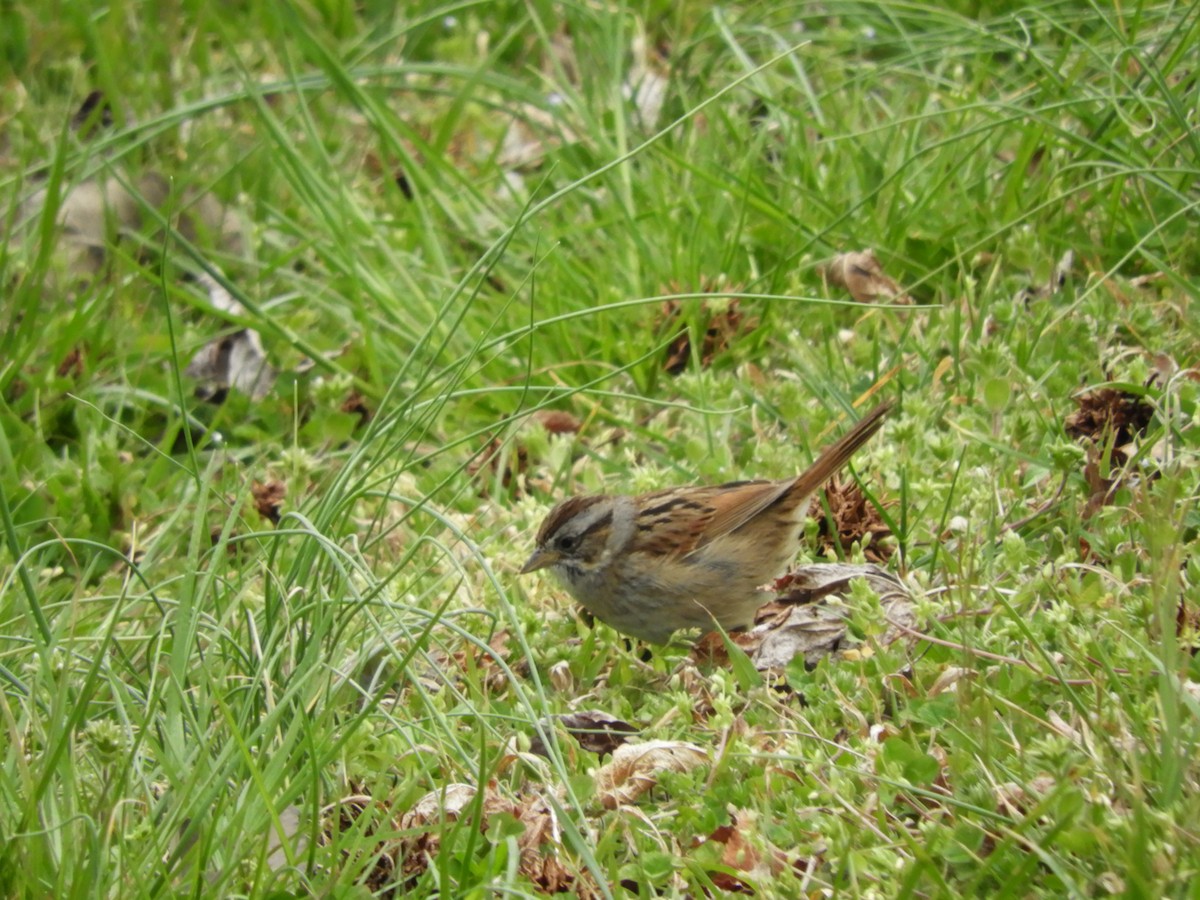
[519,399,894,643]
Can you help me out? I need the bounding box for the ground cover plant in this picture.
[2,1,1198,896]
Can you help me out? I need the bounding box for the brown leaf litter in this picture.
[811,475,894,562]
[1065,384,1161,520]
[460,628,531,693]
[324,781,600,897]
[594,740,708,810]
[56,345,86,379]
[72,89,115,135]
[1177,594,1200,656]
[339,390,373,426]
[1065,386,1156,464]
[252,480,286,524]
[14,170,246,281]
[185,273,276,401]
[529,710,638,758]
[657,277,756,374]
[692,564,916,671]
[824,249,912,305]
[694,810,811,895]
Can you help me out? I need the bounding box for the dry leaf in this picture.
[15,172,246,280]
[715,602,849,671]
[497,103,578,170]
[1177,594,1200,656]
[1128,272,1166,289]
[927,665,975,697]
[294,337,356,375]
[321,787,402,893]
[464,628,530,693]
[825,249,911,304]
[1082,447,1120,520]
[699,810,795,894]
[185,329,275,401]
[391,784,599,897]
[534,409,582,434]
[1067,387,1160,521]
[548,660,574,694]
[594,740,708,809]
[993,774,1057,817]
[531,710,639,758]
[657,277,755,375]
[252,480,286,524]
[811,476,894,562]
[339,390,372,426]
[1065,387,1155,459]
[56,345,86,379]
[185,272,276,400]
[695,564,916,671]
[401,783,478,828]
[625,32,667,129]
[72,89,114,136]
[362,149,415,199]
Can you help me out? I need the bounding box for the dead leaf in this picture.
[185,328,275,401]
[460,628,530,693]
[72,90,114,136]
[622,31,668,130]
[548,659,574,693]
[252,480,286,524]
[362,149,415,200]
[293,337,357,376]
[1177,595,1200,655]
[210,525,241,557]
[534,409,582,435]
[1065,387,1155,459]
[695,564,916,671]
[594,740,708,809]
[15,172,246,280]
[1067,387,1160,521]
[321,787,402,894]
[339,390,372,426]
[657,278,756,375]
[497,103,579,171]
[698,810,796,894]
[927,665,975,697]
[774,562,910,618]
[400,783,479,828]
[811,476,894,562]
[993,774,1057,818]
[1082,447,1120,520]
[391,783,487,887]
[825,249,912,304]
[56,345,86,379]
[185,272,276,400]
[1128,272,1166,289]
[530,710,639,758]
[468,435,529,495]
[511,794,597,896]
[389,784,600,897]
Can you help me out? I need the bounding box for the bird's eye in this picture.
[555,534,580,553]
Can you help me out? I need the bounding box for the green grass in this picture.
[2,1,1198,896]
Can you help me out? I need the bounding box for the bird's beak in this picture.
[519,547,559,574]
